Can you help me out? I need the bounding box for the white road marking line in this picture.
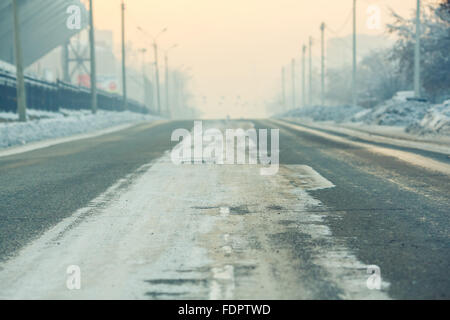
[272,119,450,176]
[296,120,450,156]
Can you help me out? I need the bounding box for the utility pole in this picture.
[176,73,182,114]
[121,0,127,110]
[62,41,70,83]
[137,26,166,115]
[173,72,179,116]
[291,58,296,109]
[309,36,313,106]
[12,0,26,121]
[281,67,286,111]
[320,22,325,106]
[164,53,170,117]
[150,63,156,112]
[302,44,306,108]
[89,0,97,114]
[352,0,357,107]
[140,48,147,107]
[153,42,162,114]
[414,0,421,98]
[164,45,177,118]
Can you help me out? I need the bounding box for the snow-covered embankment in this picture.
[0,109,159,149]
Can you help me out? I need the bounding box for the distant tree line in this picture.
[326,0,450,107]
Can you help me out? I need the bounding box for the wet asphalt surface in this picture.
[0,119,448,299]
[255,120,449,299]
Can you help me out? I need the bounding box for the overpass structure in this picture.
[0,0,88,67]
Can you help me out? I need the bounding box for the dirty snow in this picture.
[406,100,450,136]
[282,105,364,123]
[279,97,450,136]
[351,100,431,127]
[0,109,159,149]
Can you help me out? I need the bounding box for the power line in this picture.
[327,9,353,36]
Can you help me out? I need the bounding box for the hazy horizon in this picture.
[92,0,422,118]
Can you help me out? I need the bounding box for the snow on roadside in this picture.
[0,109,159,149]
[0,109,68,121]
[279,97,450,136]
[282,105,364,123]
[406,100,450,136]
[351,99,430,126]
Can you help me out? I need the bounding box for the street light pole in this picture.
[291,58,296,109]
[309,36,313,106]
[140,48,147,107]
[164,53,169,116]
[89,0,97,114]
[153,42,162,114]
[281,67,286,111]
[121,0,127,110]
[302,44,306,108]
[414,0,421,98]
[164,44,178,118]
[352,0,357,107]
[320,22,325,106]
[12,0,26,121]
[137,26,167,115]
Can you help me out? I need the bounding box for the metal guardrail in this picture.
[0,70,152,115]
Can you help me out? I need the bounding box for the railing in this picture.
[0,70,151,115]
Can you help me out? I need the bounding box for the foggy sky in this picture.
[93,0,420,118]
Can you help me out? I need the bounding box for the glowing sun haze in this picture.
[92,0,419,119]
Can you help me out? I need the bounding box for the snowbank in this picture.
[0,109,159,149]
[279,97,450,136]
[351,99,431,126]
[283,105,364,123]
[406,100,450,136]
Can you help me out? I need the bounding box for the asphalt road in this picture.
[0,120,191,261]
[0,119,448,299]
[257,119,450,299]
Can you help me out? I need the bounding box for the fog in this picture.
[92,0,418,118]
[95,0,422,117]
